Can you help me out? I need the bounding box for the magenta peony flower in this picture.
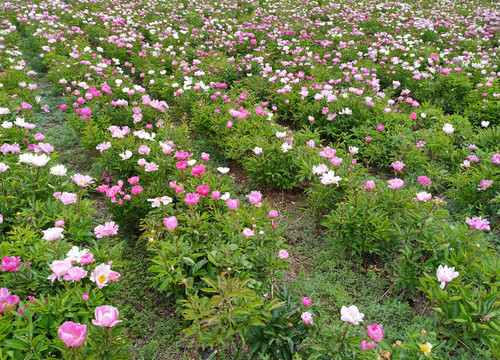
[92,306,122,328]
[1,256,21,272]
[466,217,490,231]
[246,191,262,206]
[418,176,432,185]
[361,339,375,351]
[302,297,312,307]
[58,321,87,347]
[367,324,385,342]
[365,180,375,189]
[184,192,200,206]
[197,185,210,197]
[269,210,278,218]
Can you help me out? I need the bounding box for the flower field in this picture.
[0,0,499,358]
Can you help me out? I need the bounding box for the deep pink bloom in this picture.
[492,154,500,165]
[191,164,206,176]
[131,185,143,195]
[478,180,493,191]
[302,297,312,307]
[60,104,67,111]
[163,216,178,231]
[361,340,375,351]
[1,256,21,272]
[197,185,210,197]
[82,293,89,301]
[367,324,385,342]
[365,136,371,142]
[184,193,200,206]
[92,306,122,328]
[128,176,139,184]
[410,112,417,120]
[376,124,385,131]
[58,321,87,347]
[176,161,188,170]
[226,198,239,210]
[269,210,278,218]
[65,267,87,282]
[418,176,432,185]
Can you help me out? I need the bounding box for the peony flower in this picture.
[341,305,364,325]
[278,250,289,259]
[242,228,255,237]
[94,222,119,238]
[50,165,67,176]
[90,264,112,288]
[302,297,312,307]
[340,305,365,325]
[253,147,263,154]
[301,311,313,324]
[1,256,21,272]
[477,180,493,191]
[492,154,500,165]
[184,193,200,206]
[43,227,64,242]
[246,191,262,206]
[65,267,88,282]
[436,265,459,289]
[269,210,278,218]
[387,178,404,190]
[147,196,172,207]
[414,192,432,201]
[47,260,72,282]
[367,324,385,342]
[361,340,375,351]
[320,170,342,185]
[466,217,490,231]
[92,306,122,327]
[365,180,375,189]
[66,246,89,265]
[390,161,405,171]
[163,216,178,231]
[418,176,432,185]
[226,198,239,210]
[442,123,454,134]
[58,322,87,348]
[0,288,20,314]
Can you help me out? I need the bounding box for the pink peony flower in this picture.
[82,293,89,301]
[269,210,278,218]
[58,192,77,205]
[43,227,64,242]
[477,180,493,191]
[72,174,94,187]
[92,306,122,327]
[376,124,385,131]
[466,217,490,231]
[184,193,200,206]
[128,176,139,184]
[58,321,87,348]
[492,154,500,165]
[246,191,262,206]
[279,250,289,259]
[81,253,94,265]
[47,260,72,282]
[330,157,343,166]
[387,178,404,190]
[211,191,221,200]
[65,267,87,282]
[94,222,119,238]
[197,185,210,197]
[418,176,432,185]
[361,340,375,351]
[1,256,21,272]
[414,192,432,201]
[436,265,459,289]
[367,324,385,342]
[390,161,405,171]
[163,216,178,231]
[0,288,20,314]
[131,185,143,195]
[365,180,375,189]
[226,198,239,210]
[242,228,255,237]
[301,311,313,324]
[90,264,113,288]
[302,297,312,307]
